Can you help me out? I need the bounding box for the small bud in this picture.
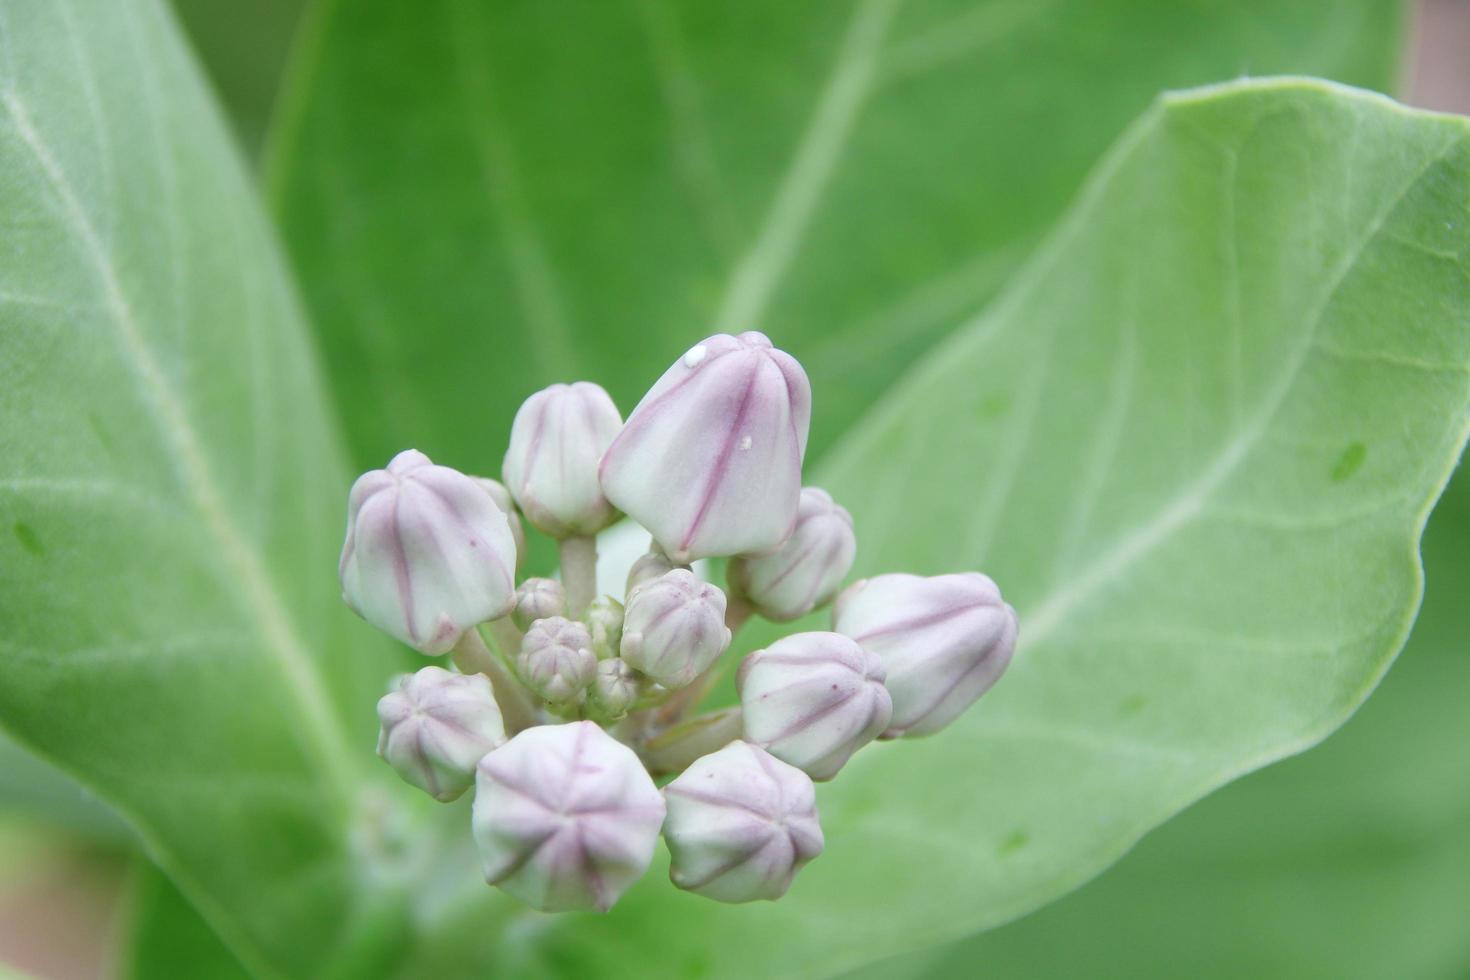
[376,666,505,802]
[590,658,641,719]
[738,632,891,781]
[625,548,687,598]
[471,476,526,570]
[599,332,812,562]
[833,573,1017,738]
[517,616,597,704]
[340,449,517,654]
[586,595,625,660]
[620,569,732,688]
[473,721,666,912]
[729,487,856,622]
[512,577,566,630]
[502,382,623,537]
[662,741,823,903]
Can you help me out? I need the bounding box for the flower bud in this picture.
[512,577,566,631]
[376,666,505,802]
[473,721,665,912]
[340,449,517,654]
[586,595,625,660]
[626,548,687,597]
[502,382,623,537]
[662,741,823,903]
[590,658,641,719]
[599,332,811,562]
[738,632,891,781]
[728,487,856,622]
[620,569,731,688]
[833,573,1017,738]
[516,616,597,704]
[472,476,526,570]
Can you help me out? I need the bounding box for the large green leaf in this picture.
[266,0,1398,487]
[365,81,1470,978]
[854,467,1470,980]
[0,1,407,975]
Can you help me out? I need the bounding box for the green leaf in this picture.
[0,1,406,974]
[852,467,1470,980]
[123,865,253,980]
[395,80,1470,979]
[266,0,1398,487]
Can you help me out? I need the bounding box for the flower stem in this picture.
[639,707,743,776]
[653,595,753,726]
[452,625,538,734]
[558,534,598,620]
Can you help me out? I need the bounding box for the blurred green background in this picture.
[2,0,1467,977]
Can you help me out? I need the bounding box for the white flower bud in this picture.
[512,577,566,631]
[590,658,641,719]
[586,595,625,660]
[662,741,823,903]
[516,617,597,703]
[599,332,811,562]
[472,476,526,570]
[729,487,856,622]
[620,569,731,688]
[625,548,687,597]
[340,449,517,654]
[376,666,505,802]
[502,382,623,537]
[473,721,666,912]
[833,573,1017,738]
[738,632,891,781]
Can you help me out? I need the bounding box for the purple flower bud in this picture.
[833,573,1017,738]
[729,487,856,622]
[662,741,823,903]
[376,666,505,802]
[599,332,811,562]
[503,382,623,537]
[625,548,687,598]
[340,450,517,654]
[586,595,625,660]
[512,577,566,631]
[738,632,891,781]
[620,569,732,688]
[590,657,641,719]
[471,476,526,570]
[517,617,597,703]
[473,721,666,912]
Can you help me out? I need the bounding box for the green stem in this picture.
[558,534,598,620]
[640,707,744,775]
[451,625,538,734]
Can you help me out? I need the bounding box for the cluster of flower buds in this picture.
[339,332,1019,913]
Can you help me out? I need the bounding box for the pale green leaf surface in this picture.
[0,1,407,975]
[267,0,1398,498]
[846,467,1470,979]
[374,80,1470,978]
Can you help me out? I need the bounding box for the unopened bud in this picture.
[503,382,623,537]
[512,577,566,630]
[376,666,505,802]
[473,721,666,912]
[340,449,517,654]
[626,548,686,597]
[472,476,526,570]
[517,617,596,703]
[620,569,731,688]
[586,595,625,660]
[599,332,811,562]
[663,741,823,903]
[729,487,855,622]
[590,658,641,719]
[833,573,1017,738]
[738,632,891,780]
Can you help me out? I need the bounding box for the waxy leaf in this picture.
[0,1,406,974]
[267,0,1398,480]
[394,80,1470,979]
